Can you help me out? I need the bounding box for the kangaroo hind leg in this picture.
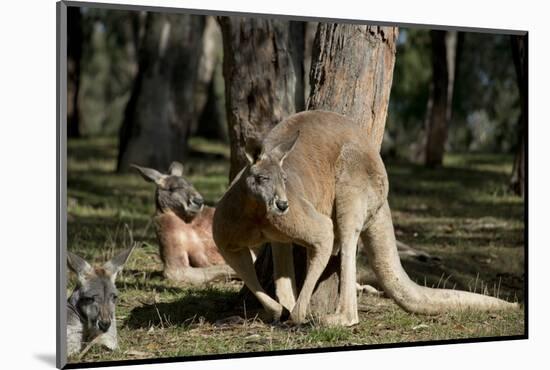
[272,242,297,311]
[322,143,387,326]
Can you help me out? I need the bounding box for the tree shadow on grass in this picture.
[68,137,118,166]
[387,160,524,221]
[125,288,249,329]
[358,254,524,304]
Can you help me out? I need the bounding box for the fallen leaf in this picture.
[124,350,149,357]
[244,334,261,340]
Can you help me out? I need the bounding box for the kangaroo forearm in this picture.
[165,265,236,284]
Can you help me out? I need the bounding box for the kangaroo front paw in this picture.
[97,333,118,351]
[289,302,309,324]
[258,303,286,323]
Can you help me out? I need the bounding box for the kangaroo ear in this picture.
[103,245,136,281]
[67,252,93,281]
[244,136,263,165]
[130,164,166,187]
[168,161,184,176]
[271,130,300,165]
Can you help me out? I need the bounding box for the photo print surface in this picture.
[58,1,527,367]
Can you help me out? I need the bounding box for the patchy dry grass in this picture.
[66,137,525,365]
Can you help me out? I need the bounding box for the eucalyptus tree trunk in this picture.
[117,13,205,172]
[423,30,458,167]
[510,34,527,197]
[67,6,82,138]
[304,23,398,314]
[218,16,305,305]
[219,17,304,180]
[192,16,227,142]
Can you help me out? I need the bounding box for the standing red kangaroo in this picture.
[212,110,518,326]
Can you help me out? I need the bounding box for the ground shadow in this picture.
[125,288,250,329]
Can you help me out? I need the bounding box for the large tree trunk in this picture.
[423,30,457,167]
[307,24,397,149]
[218,16,305,306]
[510,35,527,197]
[67,6,82,138]
[303,23,398,314]
[219,17,304,180]
[117,13,205,172]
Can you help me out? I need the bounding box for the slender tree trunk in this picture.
[195,64,228,142]
[510,35,527,197]
[192,16,225,140]
[445,32,458,123]
[117,13,205,172]
[304,23,398,314]
[219,17,305,180]
[67,6,82,138]
[424,30,452,167]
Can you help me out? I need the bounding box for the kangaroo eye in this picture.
[256,175,270,182]
[80,296,95,305]
[111,294,118,302]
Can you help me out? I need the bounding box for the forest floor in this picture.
[66,137,525,364]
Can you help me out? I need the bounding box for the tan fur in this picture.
[133,162,237,285]
[153,207,235,284]
[213,110,518,326]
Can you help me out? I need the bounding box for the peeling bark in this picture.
[219,17,304,180]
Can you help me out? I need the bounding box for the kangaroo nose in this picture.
[191,197,204,207]
[275,199,288,212]
[98,320,111,333]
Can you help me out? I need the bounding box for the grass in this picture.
[66,137,525,364]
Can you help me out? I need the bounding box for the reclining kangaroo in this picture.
[66,247,134,356]
[213,110,518,326]
[133,162,235,284]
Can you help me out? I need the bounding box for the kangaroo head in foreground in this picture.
[243,131,300,216]
[66,246,134,356]
[132,162,205,222]
[213,110,518,327]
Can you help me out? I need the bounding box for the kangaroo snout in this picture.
[275,199,288,212]
[190,196,204,207]
[98,319,111,333]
